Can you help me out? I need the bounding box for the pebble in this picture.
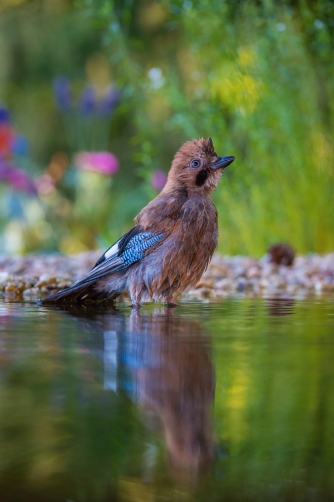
[0,251,333,301]
[23,287,40,298]
[35,276,58,288]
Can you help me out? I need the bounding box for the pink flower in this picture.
[74,151,119,175]
[35,174,55,195]
[151,170,167,191]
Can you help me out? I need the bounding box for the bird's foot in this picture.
[165,296,178,308]
[131,303,141,310]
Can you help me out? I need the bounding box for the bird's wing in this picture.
[75,226,164,285]
[41,226,164,303]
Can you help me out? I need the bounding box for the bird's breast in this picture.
[161,198,218,274]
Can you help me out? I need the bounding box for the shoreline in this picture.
[0,251,333,300]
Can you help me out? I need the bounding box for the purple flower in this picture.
[0,106,11,124]
[98,86,121,117]
[0,160,37,195]
[10,134,29,156]
[79,86,96,116]
[74,151,119,175]
[53,76,72,112]
[151,170,167,191]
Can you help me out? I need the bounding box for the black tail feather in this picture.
[41,282,121,304]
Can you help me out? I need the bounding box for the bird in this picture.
[42,137,235,307]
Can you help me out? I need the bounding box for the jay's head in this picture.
[166,137,235,194]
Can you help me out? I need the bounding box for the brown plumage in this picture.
[42,137,235,306]
[268,243,295,266]
[55,306,216,481]
[126,310,215,481]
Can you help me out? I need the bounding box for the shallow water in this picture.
[0,297,334,502]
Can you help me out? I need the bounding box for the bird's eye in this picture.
[190,159,201,168]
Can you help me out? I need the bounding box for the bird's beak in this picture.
[211,155,235,170]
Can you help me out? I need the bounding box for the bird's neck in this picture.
[162,180,212,200]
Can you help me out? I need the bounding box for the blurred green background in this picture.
[0,0,333,256]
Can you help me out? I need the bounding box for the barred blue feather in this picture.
[71,229,163,282]
[121,232,164,268]
[42,227,164,303]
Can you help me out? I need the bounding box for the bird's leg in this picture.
[130,286,142,310]
[165,296,178,307]
[131,302,141,310]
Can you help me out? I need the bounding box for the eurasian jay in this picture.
[42,137,235,306]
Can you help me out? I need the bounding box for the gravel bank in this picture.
[0,251,333,301]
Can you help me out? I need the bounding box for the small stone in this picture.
[16,281,26,292]
[322,280,334,292]
[23,287,40,297]
[237,280,244,292]
[195,280,214,289]
[38,273,52,282]
[57,281,72,289]
[5,284,21,296]
[197,288,215,299]
[215,278,234,291]
[0,272,9,284]
[246,266,261,279]
[36,276,57,288]
[287,284,298,294]
[258,279,268,289]
[39,286,55,294]
[24,280,37,289]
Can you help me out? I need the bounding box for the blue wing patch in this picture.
[41,228,164,301]
[83,229,164,284]
[120,232,164,267]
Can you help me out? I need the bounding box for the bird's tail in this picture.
[41,280,120,304]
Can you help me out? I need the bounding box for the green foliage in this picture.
[0,0,333,255]
[172,0,334,255]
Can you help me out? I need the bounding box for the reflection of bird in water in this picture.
[124,310,215,481]
[50,305,215,483]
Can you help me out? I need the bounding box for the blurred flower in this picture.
[53,76,72,112]
[147,68,165,89]
[74,151,119,175]
[6,168,37,195]
[80,85,96,116]
[0,106,11,123]
[98,85,121,117]
[314,19,325,29]
[35,174,55,195]
[10,134,29,156]
[0,104,36,198]
[183,0,192,9]
[0,160,37,195]
[0,124,15,157]
[151,170,167,191]
[276,22,286,32]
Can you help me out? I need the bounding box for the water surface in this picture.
[0,297,333,501]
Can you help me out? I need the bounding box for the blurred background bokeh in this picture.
[0,0,333,256]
